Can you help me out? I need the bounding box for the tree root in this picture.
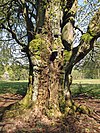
[89,112,100,123]
[1,101,31,121]
[64,102,93,116]
[64,102,100,125]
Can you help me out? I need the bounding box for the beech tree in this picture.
[0,0,100,114]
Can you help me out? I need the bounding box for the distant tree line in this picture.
[0,63,28,81]
[72,68,100,79]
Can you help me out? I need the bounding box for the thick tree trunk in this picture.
[21,0,77,113]
[29,34,64,115]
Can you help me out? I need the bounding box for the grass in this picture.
[73,79,100,84]
[0,80,28,96]
[71,79,100,98]
[0,79,100,98]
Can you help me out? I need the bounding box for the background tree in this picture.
[0,32,29,80]
[73,40,100,79]
[0,0,100,114]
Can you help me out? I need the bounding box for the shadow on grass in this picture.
[0,81,28,96]
[71,83,100,99]
[0,81,100,98]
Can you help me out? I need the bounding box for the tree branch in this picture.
[74,8,100,64]
[23,2,35,43]
[74,26,84,34]
[1,24,26,47]
[65,8,100,73]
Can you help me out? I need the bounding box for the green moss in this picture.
[82,33,93,43]
[2,83,34,119]
[46,109,54,118]
[64,50,72,63]
[29,35,46,60]
[65,107,71,115]
[29,34,52,67]
[3,102,26,119]
[35,34,40,39]
[53,37,63,50]
[59,95,66,113]
[19,84,33,108]
[79,105,92,114]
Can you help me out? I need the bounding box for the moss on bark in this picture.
[82,33,93,43]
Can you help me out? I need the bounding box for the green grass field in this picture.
[0,79,100,98]
[0,80,28,96]
[73,79,100,84]
[71,79,100,98]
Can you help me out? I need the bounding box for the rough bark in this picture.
[20,0,78,112]
[20,1,64,114]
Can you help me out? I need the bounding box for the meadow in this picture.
[0,79,100,132]
[0,80,28,96]
[0,79,100,98]
[71,79,100,98]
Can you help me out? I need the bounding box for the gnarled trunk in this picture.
[29,34,64,115]
[21,0,78,113]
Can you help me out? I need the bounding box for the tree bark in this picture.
[20,0,78,112]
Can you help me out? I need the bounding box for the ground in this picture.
[0,93,100,133]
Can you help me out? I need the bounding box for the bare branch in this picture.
[1,24,26,47]
[74,26,84,34]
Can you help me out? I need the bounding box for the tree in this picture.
[82,40,100,79]
[0,34,28,80]
[73,40,100,79]
[0,0,100,115]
